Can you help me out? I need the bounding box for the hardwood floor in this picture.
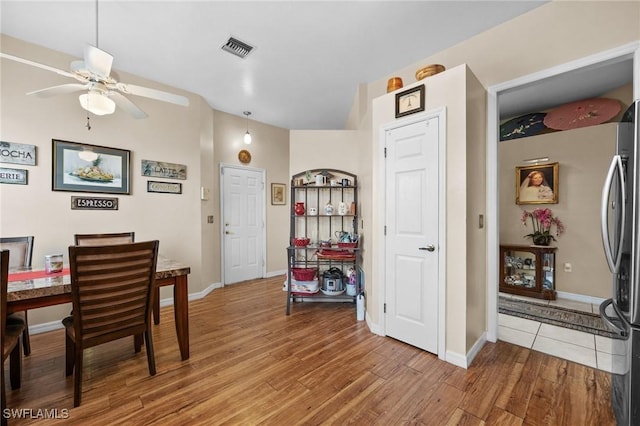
[4,276,615,425]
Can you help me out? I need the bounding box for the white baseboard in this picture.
[29,281,222,335]
[266,270,286,278]
[554,290,605,306]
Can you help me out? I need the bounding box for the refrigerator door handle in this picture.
[599,298,628,338]
[600,155,625,273]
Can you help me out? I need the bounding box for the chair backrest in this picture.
[68,240,158,349]
[0,236,34,269]
[1,250,9,354]
[74,232,135,246]
[1,249,7,413]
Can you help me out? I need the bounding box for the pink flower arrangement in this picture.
[521,208,565,244]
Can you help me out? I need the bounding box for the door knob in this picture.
[225,231,232,235]
[419,245,435,252]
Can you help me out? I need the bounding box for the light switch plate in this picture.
[200,187,210,200]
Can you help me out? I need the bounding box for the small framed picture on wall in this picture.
[516,162,559,205]
[271,183,286,205]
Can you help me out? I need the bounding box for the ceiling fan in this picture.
[0,45,189,119]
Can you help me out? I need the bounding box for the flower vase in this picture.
[532,233,552,246]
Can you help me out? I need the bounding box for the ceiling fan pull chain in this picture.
[86,114,92,131]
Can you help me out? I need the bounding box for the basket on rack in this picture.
[291,267,317,281]
[292,237,311,247]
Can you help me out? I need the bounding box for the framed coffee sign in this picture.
[0,141,36,166]
[0,167,28,185]
[71,196,119,210]
[147,180,182,194]
[141,159,186,180]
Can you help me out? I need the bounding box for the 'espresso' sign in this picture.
[0,141,36,166]
[71,196,119,210]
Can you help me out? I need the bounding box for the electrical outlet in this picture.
[207,215,214,224]
[564,263,572,272]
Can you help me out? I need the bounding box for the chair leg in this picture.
[73,349,83,407]
[144,329,156,376]
[65,332,74,376]
[9,340,22,390]
[22,311,31,356]
[153,287,160,325]
[1,358,6,426]
[134,334,143,353]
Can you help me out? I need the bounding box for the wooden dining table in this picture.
[6,256,191,360]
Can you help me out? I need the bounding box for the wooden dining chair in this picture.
[2,249,25,426]
[0,236,34,356]
[64,240,159,407]
[73,232,161,323]
[73,232,135,246]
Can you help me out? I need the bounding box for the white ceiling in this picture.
[1,1,554,129]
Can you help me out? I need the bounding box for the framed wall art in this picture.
[395,84,425,118]
[516,162,559,205]
[271,183,286,205]
[52,139,130,194]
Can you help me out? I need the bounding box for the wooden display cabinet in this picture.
[500,244,557,300]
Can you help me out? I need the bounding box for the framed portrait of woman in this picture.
[516,162,559,205]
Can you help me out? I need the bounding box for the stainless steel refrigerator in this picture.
[600,100,639,426]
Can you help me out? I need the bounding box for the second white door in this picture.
[222,166,265,284]
[384,116,440,354]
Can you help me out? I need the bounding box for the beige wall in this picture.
[0,35,290,330]
[370,65,481,359]
[355,1,639,362]
[500,123,619,298]
[213,111,290,276]
[499,84,634,299]
[465,70,487,350]
[0,35,208,326]
[289,130,359,175]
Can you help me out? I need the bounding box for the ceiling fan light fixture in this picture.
[78,92,115,116]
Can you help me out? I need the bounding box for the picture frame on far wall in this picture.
[395,84,425,118]
[515,162,559,205]
[52,139,131,194]
[271,183,286,205]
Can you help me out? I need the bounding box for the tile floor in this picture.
[498,293,623,373]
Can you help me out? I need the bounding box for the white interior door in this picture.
[384,116,440,354]
[222,165,265,284]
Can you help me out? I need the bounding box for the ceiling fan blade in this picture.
[0,52,78,79]
[27,83,89,98]
[116,83,189,107]
[84,45,113,79]
[109,92,148,119]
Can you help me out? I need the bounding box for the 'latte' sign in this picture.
[141,159,186,180]
[0,141,36,166]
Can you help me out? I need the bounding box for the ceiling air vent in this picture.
[221,36,254,59]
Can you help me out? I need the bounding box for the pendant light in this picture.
[243,111,252,144]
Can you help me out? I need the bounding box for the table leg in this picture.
[173,275,190,360]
